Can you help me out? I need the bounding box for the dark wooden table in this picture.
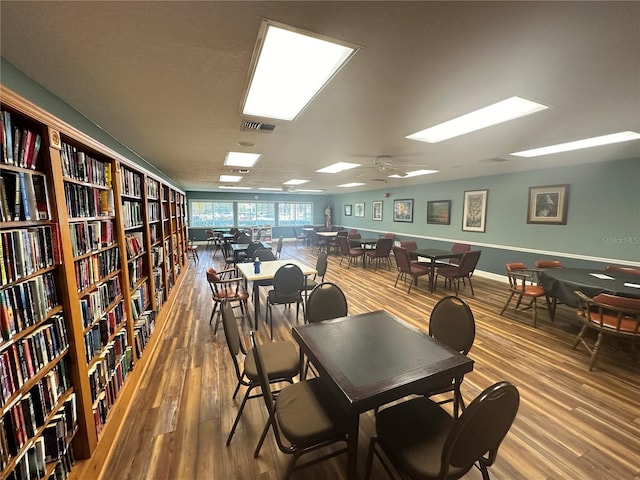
[292,310,474,479]
[412,248,463,292]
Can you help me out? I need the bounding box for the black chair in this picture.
[365,381,520,480]
[250,331,350,480]
[435,250,481,295]
[275,236,284,259]
[302,252,328,300]
[306,282,348,324]
[365,237,394,270]
[293,227,310,248]
[241,240,262,263]
[253,247,276,262]
[424,296,475,417]
[266,263,305,339]
[221,302,299,446]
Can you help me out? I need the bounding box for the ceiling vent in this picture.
[241,120,276,133]
[232,168,250,174]
[479,157,510,164]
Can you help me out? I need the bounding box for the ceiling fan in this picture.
[355,155,430,181]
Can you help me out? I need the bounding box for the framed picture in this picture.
[354,202,365,218]
[462,190,488,232]
[427,200,451,225]
[344,204,352,216]
[527,184,569,225]
[372,201,383,221]
[393,199,413,223]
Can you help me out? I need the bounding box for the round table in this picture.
[539,267,640,308]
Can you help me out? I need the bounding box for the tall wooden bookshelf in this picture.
[1,87,187,480]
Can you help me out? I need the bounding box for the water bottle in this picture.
[254,258,261,274]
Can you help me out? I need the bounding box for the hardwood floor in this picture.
[100,242,640,480]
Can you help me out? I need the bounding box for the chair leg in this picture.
[364,437,378,480]
[500,292,515,315]
[253,414,274,457]
[589,332,604,371]
[227,385,256,445]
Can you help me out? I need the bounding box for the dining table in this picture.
[236,259,317,328]
[292,310,474,480]
[539,267,640,316]
[412,248,464,293]
[230,241,271,263]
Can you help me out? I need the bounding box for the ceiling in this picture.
[1,1,639,194]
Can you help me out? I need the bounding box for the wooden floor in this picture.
[100,241,640,480]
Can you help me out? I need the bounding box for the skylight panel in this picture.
[511,131,640,157]
[316,162,361,173]
[224,152,261,167]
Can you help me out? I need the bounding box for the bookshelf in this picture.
[1,86,187,480]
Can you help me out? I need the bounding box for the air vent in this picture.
[232,168,250,174]
[241,120,276,133]
[479,157,510,164]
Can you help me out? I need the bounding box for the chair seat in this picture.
[410,264,430,275]
[214,287,249,302]
[276,377,350,448]
[579,311,640,333]
[519,285,546,297]
[376,397,466,479]
[244,341,300,380]
[268,290,303,304]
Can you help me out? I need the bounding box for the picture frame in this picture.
[344,204,352,216]
[527,184,569,225]
[372,201,383,221]
[393,199,414,223]
[427,200,451,225]
[354,202,365,218]
[462,190,488,232]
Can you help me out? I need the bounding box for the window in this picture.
[278,202,312,226]
[237,202,275,227]
[190,201,234,227]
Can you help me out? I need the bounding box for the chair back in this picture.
[315,251,328,279]
[275,237,284,258]
[347,232,361,240]
[505,262,528,289]
[273,263,305,295]
[306,282,348,323]
[221,302,245,380]
[458,250,481,277]
[576,291,640,330]
[535,260,564,269]
[445,381,520,473]
[236,233,252,244]
[381,232,395,240]
[249,331,281,433]
[449,243,471,265]
[374,237,394,255]
[393,247,412,274]
[429,296,475,354]
[254,248,276,261]
[336,235,351,255]
[604,265,640,276]
[245,241,262,260]
[399,240,417,251]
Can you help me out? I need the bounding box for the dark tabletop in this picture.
[539,267,640,307]
[413,248,462,260]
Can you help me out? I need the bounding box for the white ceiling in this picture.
[2,1,639,194]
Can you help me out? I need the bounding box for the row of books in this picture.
[121,200,144,229]
[120,168,142,198]
[69,219,115,258]
[133,310,156,359]
[151,246,164,269]
[0,170,50,223]
[87,332,131,404]
[147,202,159,222]
[145,179,160,200]
[74,247,120,293]
[84,302,125,365]
[79,276,122,329]
[60,141,111,187]
[0,314,69,404]
[63,182,112,219]
[124,232,144,259]
[128,257,146,289]
[1,271,59,341]
[150,223,160,245]
[1,225,61,287]
[1,110,42,170]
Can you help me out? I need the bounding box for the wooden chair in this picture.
[574,291,640,371]
[250,331,350,479]
[365,381,519,480]
[604,265,640,276]
[221,303,299,446]
[206,267,250,334]
[392,246,430,294]
[435,250,481,295]
[500,262,549,327]
[336,235,365,269]
[535,259,564,269]
[186,239,199,263]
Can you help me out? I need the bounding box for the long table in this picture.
[236,259,317,328]
[292,310,474,479]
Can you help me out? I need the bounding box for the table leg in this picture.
[253,283,260,330]
[429,259,437,293]
[347,414,359,480]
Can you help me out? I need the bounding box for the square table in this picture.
[413,248,463,293]
[237,259,317,328]
[292,310,474,479]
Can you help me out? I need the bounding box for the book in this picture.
[31,173,50,220]
[0,176,8,221]
[2,110,14,164]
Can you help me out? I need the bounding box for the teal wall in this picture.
[1,57,178,187]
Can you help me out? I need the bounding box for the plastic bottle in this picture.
[254,258,261,274]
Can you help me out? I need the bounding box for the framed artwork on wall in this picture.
[393,199,413,223]
[462,190,488,232]
[372,201,383,221]
[527,184,569,225]
[344,204,352,216]
[427,200,451,225]
[354,202,365,217]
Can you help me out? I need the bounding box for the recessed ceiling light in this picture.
[316,162,362,173]
[224,152,261,167]
[283,179,309,185]
[219,186,251,190]
[511,131,640,157]
[220,175,243,182]
[388,169,439,178]
[406,96,548,143]
[259,187,283,191]
[296,189,325,193]
[337,182,366,188]
[242,20,358,121]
